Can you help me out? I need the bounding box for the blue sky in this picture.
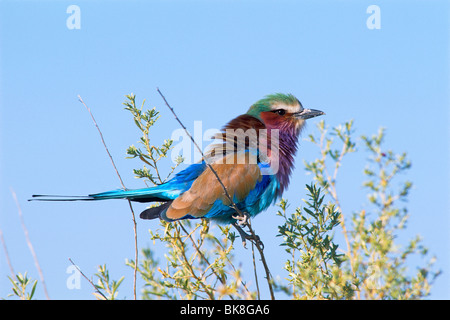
[0,0,449,299]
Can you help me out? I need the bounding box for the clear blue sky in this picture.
[0,0,448,299]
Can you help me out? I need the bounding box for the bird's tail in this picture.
[30,186,175,203]
[29,194,96,201]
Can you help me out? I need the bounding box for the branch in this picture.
[0,228,15,278]
[77,95,138,300]
[11,188,50,300]
[156,88,275,300]
[178,222,226,285]
[68,258,108,300]
[251,242,261,300]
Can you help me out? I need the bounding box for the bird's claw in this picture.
[232,211,250,227]
[231,219,264,250]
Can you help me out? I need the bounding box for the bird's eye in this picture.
[274,109,286,116]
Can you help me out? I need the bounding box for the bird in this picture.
[31,93,324,225]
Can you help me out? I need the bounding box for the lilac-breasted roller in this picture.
[31,94,324,224]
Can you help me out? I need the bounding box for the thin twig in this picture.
[68,258,108,300]
[77,95,138,300]
[318,125,359,299]
[173,224,215,300]
[78,96,125,186]
[319,127,354,272]
[246,218,274,300]
[251,242,260,300]
[0,228,15,278]
[156,88,275,300]
[178,222,225,284]
[11,188,50,300]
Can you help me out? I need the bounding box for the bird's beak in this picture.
[295,108,325,120]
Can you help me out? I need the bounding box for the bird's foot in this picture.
[232,211,250,227]
[231,221,264,250]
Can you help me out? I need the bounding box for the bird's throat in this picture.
[272,128,299,196]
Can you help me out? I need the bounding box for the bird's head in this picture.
[246,93,324,133]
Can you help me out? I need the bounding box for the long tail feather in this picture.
[30,195,95,201]
[88,188,175,202]
[30,186,177,203]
